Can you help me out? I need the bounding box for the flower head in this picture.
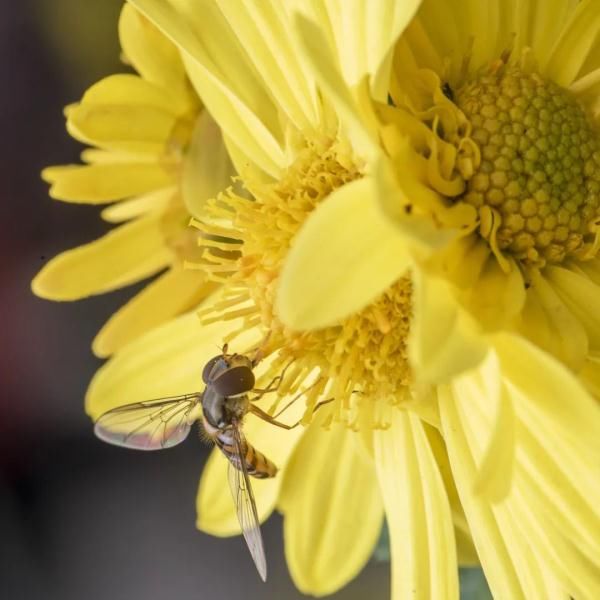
[32,4,232,357]
[48,1,600,599]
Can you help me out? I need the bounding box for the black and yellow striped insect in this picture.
[94,344,328,582]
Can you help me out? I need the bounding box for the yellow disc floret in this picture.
[456,62,600,266]
[191,140,412,429]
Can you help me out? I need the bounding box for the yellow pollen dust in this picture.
[456,62,600,266]
[191,141,412,430]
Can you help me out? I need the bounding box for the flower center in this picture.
[192,141,412,429]
[456,62,600,266]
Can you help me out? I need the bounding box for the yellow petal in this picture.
[67,103,177,155]
[409,269,488,384]
[332,0,422,102]
[516,268,588,371]
[279,414,383,596]
[42,163,175,203]
[182,110,235,219]
[579,354,600,397]
[508,483,600,599]
[32,216,171,300]
[198,388,306,536]
[276,177,412,330]
[424,424,479,566]
[79,73,182,114]
[119,4,189,101]
[373,152,471,248]
[86,298,261,419]
[100,187,174,223]
[216,1,320,131]
[92,267,217,357]
[441,368,600,599]
[493,332,600,460]
[545,265,600,351]
[129,0,285,178]
[462,256,526,331]
[439,386,526,599]
[449,352,516,503]
[292,11,379,161]
[402,3,456,75]
[545,0,600,86]
[374,409,458,600]
[517,1,577,73]
[494,335,600,563]
[292,0,421,104]
[516,421,600,568]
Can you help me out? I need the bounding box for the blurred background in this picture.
[0,1,490,598]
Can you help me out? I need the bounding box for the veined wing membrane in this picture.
[94,394,201,450]
[228,424,267,582]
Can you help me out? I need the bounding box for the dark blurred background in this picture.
[0,2,393,598]
[1,2,490,599]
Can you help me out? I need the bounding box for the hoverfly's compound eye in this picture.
[202,355,228,383]
[212,365,256,397]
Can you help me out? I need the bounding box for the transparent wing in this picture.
[94,394,201,451]
[227,424,267,582]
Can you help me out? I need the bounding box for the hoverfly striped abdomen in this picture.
[209,424,278,479]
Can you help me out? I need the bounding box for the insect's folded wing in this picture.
[229,426,268,581]
[94,394,200,450]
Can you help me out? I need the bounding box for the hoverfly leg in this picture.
[248,397,334,430]
[251,358,295,397]
[269,376,323,419]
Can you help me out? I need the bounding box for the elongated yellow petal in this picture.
[292,12,379,161]
[424,425,479,566]
[216,1,320,131]
[86,299,261,419]
[182,110,235,219]
[276,177,412,330]
[32,216,172,301]
[100,187,174,223]
[119,4,190,101]
[493,332,600,460]
[545,265,600,351]
[78,73,183,114]
[129,0,286,178]
[449,352,515,503]
[516,269,588,371]
[441,351,600,600]
[407,2,459,74]
[493,335,600,563]
[198,389,306,536]
[545,0,600,86]
[374,409,458,600]
[293,0,421,103]
[42,163,175,203]
[462,256,526,331]
[93,268,217,357]
[373,152,472,246]
[580,355,600,397]
[508,481,600,599]
[439,386,527,599]
[67,103,177,155]
[518,0,577,72]
[279,414,383,596]
[409,269,488,384]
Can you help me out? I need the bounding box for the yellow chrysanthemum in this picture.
[31,4,236,357]
[56,1,600,599]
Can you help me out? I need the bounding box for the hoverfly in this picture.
[94,344,328,582]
